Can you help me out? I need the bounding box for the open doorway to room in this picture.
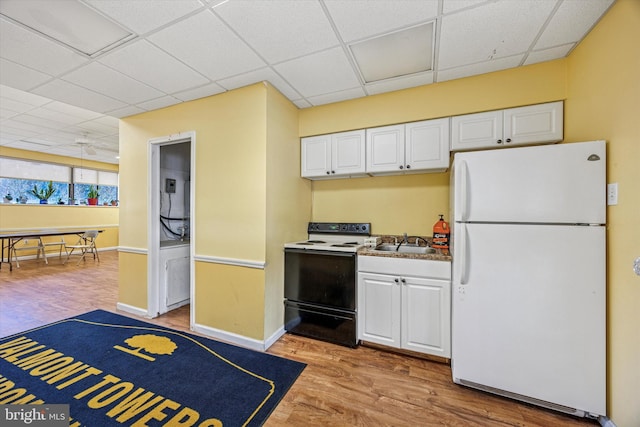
[148,132,195,329]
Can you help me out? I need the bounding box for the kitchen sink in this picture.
[374,244,435,254]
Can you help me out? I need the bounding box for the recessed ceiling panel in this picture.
[0,0,133,56]
[0,17,88,75]
[350,23,434,83]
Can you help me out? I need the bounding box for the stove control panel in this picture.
[307,222,371,235]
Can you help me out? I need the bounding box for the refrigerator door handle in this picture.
[455,160,469,221]
[455,224,469,285]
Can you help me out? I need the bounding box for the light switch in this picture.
[607,183,618,205]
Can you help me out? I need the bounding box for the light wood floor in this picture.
[0,251,600,426]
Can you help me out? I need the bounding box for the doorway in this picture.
[148,131,195,328]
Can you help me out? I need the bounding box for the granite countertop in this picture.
[358,235,452,262]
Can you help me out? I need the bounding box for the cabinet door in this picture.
[451,110,503,151]
[405,118,450,172]
[366,124,405,174]
[332,130,366,176]
[301,135,331,178]
[503,101,563,146]
[401,276,451,357]
[358,272,401,347]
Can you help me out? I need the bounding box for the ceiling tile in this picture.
[325,0,438,43]
[85,0,204,35]
[438,0,555,69]
[99,40,210,94]
[217,68,300,101]
[0,58,52,90]
[274,47,361,98]
[365,71,434,95]
[437,55,524,82]
[215,0,338,63]
[42,101,103,121]
[136,96,182,111]
[25,107,86,127]
[148,10,265,80]
[535,0,615,50]
[104,105,146,118]
[62,62,164,104]
[524,44,574,66]
[172,82,226,102]
[0,17,89,75]
[33,79,127,113]
[306,87,367,106]
[442,0,489,15]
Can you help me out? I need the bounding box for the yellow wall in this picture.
[0,147,119,249]
[300,61,566,235]
[564,0,640,424]
[264,83,311,338]
[119,82,306,341]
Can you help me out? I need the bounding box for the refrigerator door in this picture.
[452,222,606,416]
[452,141,605,224]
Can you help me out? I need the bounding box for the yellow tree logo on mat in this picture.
[114,334,177,361]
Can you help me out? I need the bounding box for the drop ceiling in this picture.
[0,0,615,165]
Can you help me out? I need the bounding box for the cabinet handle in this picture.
[326,171,330,175]
[394,278,400,284]
[496,139,503,144]
[401,278,406,284]
[406,165,411,169]
[331,170,335,174]
[506,138,512,143]
[399,165,403,170]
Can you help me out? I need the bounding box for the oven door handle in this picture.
[284,248,356,257]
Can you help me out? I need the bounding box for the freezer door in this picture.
[452,223,605,416]
[452,141,605,224]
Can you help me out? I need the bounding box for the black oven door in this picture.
[284,248,356,310]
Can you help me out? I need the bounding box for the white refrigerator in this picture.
[451,141,606,419]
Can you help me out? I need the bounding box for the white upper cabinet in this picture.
[301,130,366,179]
[451,101,563,151]
[367,118,450,175]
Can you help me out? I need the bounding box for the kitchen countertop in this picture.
[358,235,452,262]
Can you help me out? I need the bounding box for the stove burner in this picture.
[296,242,314,245]
[306,240,326,244]
[331,243,356,247]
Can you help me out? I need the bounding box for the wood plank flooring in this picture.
[0,251,600,426]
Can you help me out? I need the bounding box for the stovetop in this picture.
[284,222,371,253]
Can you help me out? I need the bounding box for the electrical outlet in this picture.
[607,183,618,205]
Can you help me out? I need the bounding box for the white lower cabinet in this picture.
[358,256,451,358]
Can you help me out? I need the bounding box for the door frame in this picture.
[147,131,196,329]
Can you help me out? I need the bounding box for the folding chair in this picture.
[64,230,100,265]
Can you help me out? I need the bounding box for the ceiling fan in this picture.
[75,136,97,155]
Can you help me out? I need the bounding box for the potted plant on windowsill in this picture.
[30,181,55,204]
[87,185,99,205]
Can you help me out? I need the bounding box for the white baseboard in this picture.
[265,326,286,349]
[115,303,149,318]
[192,322,271,352]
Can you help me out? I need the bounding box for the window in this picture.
[0,157,118,205]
